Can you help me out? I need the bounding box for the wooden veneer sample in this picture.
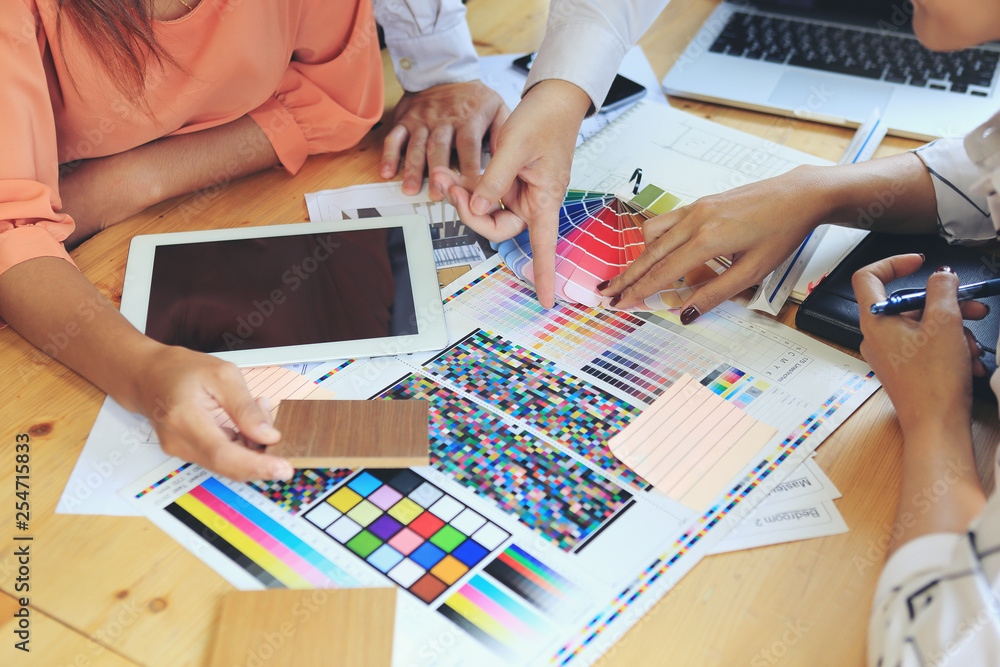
[272,400,430,468]
[208,588,396,667]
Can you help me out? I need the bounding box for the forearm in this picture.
[0,257,158,412]
[61,116,279,244]
[801,151,939,234]
[132,115,280,205]
[888,421,986,555]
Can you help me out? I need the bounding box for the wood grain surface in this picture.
[272,400,430,468]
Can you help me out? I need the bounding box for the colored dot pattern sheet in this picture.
[422,330,645,489]
[378,373,634,550]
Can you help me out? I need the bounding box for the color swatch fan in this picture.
[497,184,726,310]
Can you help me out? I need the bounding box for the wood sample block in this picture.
[272,400,430,468]
[208,588,396,667]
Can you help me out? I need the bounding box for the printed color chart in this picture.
[423,330,643,487]
[379,373,634,550]
[304,469,509,603]
[445,267,720,404]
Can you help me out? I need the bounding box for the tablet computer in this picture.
[120,217,449,366]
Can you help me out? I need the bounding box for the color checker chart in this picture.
[304,469,509,604]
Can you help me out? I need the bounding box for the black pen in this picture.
[870,277,1000,315]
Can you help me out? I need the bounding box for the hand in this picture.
[380,81,509,199]
[598,166,831,321]
[134,344,294,482]
[431,79,592,308]
[853,255,987,437]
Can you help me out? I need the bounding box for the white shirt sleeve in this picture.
[373,0,481,92]
[525,0,669,113]
[913,138,996,245]
[868,493,1000,666]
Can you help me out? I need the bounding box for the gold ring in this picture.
[498,199,506,210]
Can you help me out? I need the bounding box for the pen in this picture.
[870,277,1000,315]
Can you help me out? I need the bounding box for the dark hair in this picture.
[57,0,178,101]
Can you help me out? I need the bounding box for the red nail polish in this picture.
[680,306,700,325]
[918,253,926,262]
[609,295,622,308]
[596,280,610,291]
[935,265,954,274]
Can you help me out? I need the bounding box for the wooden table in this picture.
[2,0,997,664]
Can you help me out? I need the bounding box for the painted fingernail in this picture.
[471,196,490,215]
[596,280,611,291]
[918,253,926,262]
[935,265,954,274]
[609,295,622,308]
[680,306,701,325]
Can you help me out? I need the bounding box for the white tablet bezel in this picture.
[120,217,449,366]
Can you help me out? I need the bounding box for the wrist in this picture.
[522,79,592,123]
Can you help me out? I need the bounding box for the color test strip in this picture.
[168,477,355,589]
[483,544,575,612]
[608,374,778,510]
[438,574,548,654]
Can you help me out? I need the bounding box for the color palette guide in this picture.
[304,469,510,604]
[496,188,725,310]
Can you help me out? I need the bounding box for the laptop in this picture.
[661,0,1000,140]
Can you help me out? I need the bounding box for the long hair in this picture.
[57,0,178,101]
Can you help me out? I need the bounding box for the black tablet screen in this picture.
[144,228,417,353]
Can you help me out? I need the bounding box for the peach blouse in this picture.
[0,0,384,276]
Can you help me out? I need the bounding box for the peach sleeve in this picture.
[0,0,76,277]
[247,0,385,175]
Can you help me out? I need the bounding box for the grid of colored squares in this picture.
[701,364,769,409]
[246,468,353,516]
[304,469,509,604]
[379,374,635,550]
[554,372,876,666]
[483,544,576,613]
[165,477,355,589]
[423,330,644,489]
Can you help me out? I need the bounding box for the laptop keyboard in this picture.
[709,11,998,96]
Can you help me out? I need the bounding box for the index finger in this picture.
[527,206,558,309]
